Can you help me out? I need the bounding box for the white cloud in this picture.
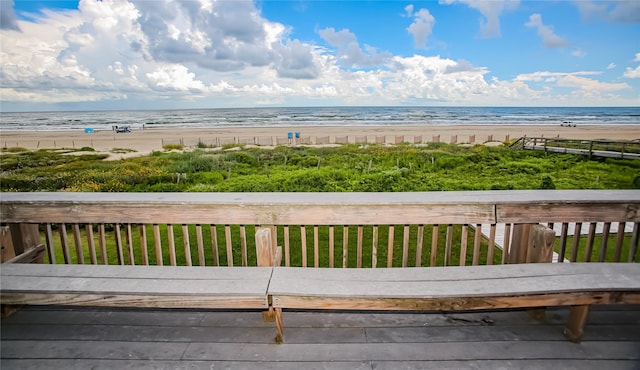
[607,63,616,70]
[318,27,392,67]
[406,8,436,48]
[624,66,640,79]
[572,49,586,58]
[635,53,640,62]
[440,0,519,38]
[575,1,640,23]
[146,65,207,92]
[525,14,568,48]
[556,74,630,91]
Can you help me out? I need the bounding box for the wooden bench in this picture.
[268,263,640,344]
[1,264,272,311]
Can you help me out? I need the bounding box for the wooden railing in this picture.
[513,137,640,160]
[1,191,638,267]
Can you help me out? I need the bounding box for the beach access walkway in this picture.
[514,137,640,160]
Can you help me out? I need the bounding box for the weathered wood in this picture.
[372,225,378,268]
[209,225,219,266]
[386,225,393,268]
[300,225,307,268]
[557,222,569,263]
[356,226,363,268]
[613,222,625,262]
[167,225,177,266]
[472,224,482,265]
[402,225,410,267]
[182,224,192,266]
[415,225,424,267]
[445,225,453,266]
[196,225,205,266]
[284,225,290,267]
[87,225,97,265]
[430,225,438,267]
[240,225,248,267]
[153,224,163,266]
[114,224,124,265]
[459,225,468,266]
[585,222,597,262]
[342,226,349,268]
[1,265,272,309]
[487,224,496,265]
[45,224,55,264]
[599,222,611,262]
[313,225,319,268]
[526,225,555,264]
[60,223,71,264]
[630,222,639,263]
[126,224,135,265]
[564,305,590,343]
[0,226,16,262]
[8,224,41,257]
[224,225,233,267]
[255,228,273,268]
[72,224,84,264]
[328,226,334,268]
[3,244,46,264]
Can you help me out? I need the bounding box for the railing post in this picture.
[4,224,45,264]
[508,224,555,320]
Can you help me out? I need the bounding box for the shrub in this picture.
[163,144,184,151]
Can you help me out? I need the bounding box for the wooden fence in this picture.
[1,191,638,267]
[513,137,640,160]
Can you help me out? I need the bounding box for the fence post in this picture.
[6,224,44,264]
[256,226,281,323]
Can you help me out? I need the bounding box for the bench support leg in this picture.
[564,305,590,343]
[275,308,284,344]
[262,305,275,322]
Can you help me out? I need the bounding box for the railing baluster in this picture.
[570,222,582,263]
[114,224,124,265]
[630,222,639,262]
[45,223,56,264]
[139,224,149,265]
[59,223,71,264]
[98,224,107,265]
[598,222,611,262]
[72,224,84,264]
[86,224,97,265]
[240,225,248,267]
[284,225,290,267]
[613,222,625,262]
[502,224,511,264]
[196,224,205,266]
[210,225,219,266]
[558,222,569,263]
[182,224,192,266]
[329,226,335,268]
[402,225,410,267]
[445,224,453,266]
[415,225,424,267]
[430,225,439,267]
[225,225,233,267]
[300,225,307,267]
[167,224,177,266]
[153,224,163,266]
[342,226,349,268]
[386,225,394,267]
[460,224,468,266]
[126,224,135,265]
[585,222,597,262]
[356,225,363,268]
[472,224,482,266]
[372,225,379,268]
[487,224,496,265]
[313,225,319,268]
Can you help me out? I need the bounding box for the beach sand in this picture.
[2,125,639,159]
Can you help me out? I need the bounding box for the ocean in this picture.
[1,106,639,131]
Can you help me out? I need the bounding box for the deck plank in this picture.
[1,306,639,368]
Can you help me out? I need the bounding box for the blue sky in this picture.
[1,0,639,111]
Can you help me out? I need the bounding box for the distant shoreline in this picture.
[2,124,639,160]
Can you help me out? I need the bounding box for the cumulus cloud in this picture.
[635,53,640,62]
[525,14,568,48]
[440,0,519,38]
[575,1,640,23]
[0,0,20,31]
[318,27,392,67]
[623,66,640,79]
[405,6,435,48]
[517,71,630,91]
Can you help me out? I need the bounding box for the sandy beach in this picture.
[2,125,639,159]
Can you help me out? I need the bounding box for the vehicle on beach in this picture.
[113,125,132,133]
[560,121,576,127]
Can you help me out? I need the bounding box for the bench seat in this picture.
[1,264,271,309]
[269,263,640,343]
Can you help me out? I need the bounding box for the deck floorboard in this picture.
[2,305,639,369]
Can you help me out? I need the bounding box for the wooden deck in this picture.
[2,305,639,369]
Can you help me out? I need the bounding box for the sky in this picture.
[0,0,639,112]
